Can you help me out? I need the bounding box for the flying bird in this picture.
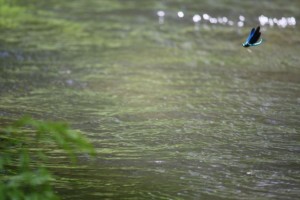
[242,26,263,47]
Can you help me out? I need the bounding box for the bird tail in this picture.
[251,38,264,46]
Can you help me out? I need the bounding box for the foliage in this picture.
[0,117,95,200]
[0,0,28,28]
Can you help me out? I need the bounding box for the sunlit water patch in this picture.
[156,10,297,29]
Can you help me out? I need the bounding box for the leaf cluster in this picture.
[0,117,95,200]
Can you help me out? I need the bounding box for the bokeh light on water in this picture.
[259,15,296,27]
[156,10,296,29]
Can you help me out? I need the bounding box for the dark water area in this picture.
[1,0,300,199]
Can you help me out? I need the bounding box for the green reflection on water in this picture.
[1,0,300,199]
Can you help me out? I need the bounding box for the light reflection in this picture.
[237,15,245,27]
[193,14,201,23]
[177,11,184,18]
[288,17,296,25]
[217,17,227,24]
[259,15,296,28]
[222,17,228,23]
[239,15,245,21]
[203,13,210,20]
[155,10,297,29]
[193,14,201,30]
[209,17,217,24]
[269,18,274,27]
[156,10,165,24]
[157,10,165,17]
[259,15,268,26]
[237,21,244,27]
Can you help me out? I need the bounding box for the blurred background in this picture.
[1,0,300,199]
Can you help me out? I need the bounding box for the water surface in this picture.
[0,0,300,199]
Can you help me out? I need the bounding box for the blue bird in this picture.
[242,26,263,47]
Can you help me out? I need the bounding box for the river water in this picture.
[0,0,300,199]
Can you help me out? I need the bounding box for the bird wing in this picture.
[249,26,261,44]
[246,28,255,43]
